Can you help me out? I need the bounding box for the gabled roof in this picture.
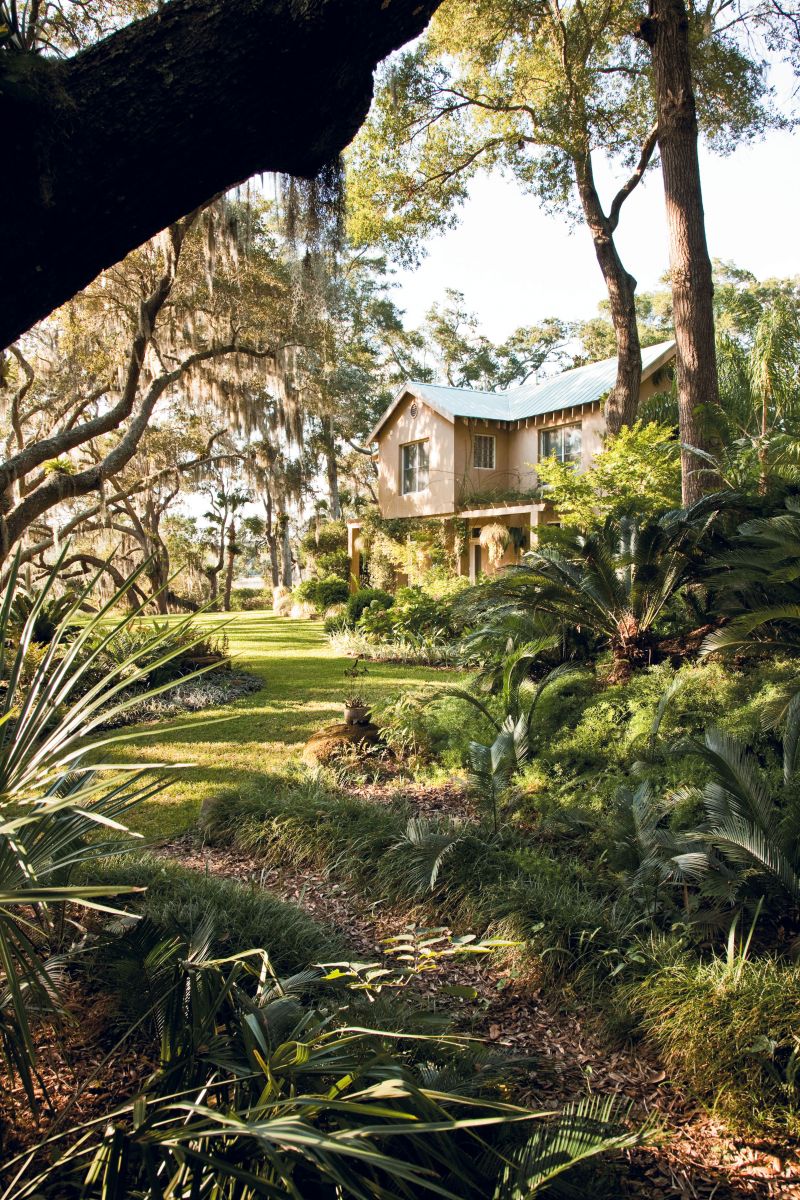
[367,340,676,443]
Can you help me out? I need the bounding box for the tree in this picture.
[1,0,445,348]
[348,0,782,433]
[0,202,289,572]
[201,477,251,610]
[637,0,720,504]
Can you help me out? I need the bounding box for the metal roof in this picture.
[368,341,676,441]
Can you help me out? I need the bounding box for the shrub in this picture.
[299,520,348,558]
[229,586,271,611]
[88,855,346,977]
[628,952,800,1134]
[315,549,350,580]
[294,575,349,611]
[346,587,394,625]
[536,421,681,530]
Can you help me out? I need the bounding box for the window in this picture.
[473,433,496,470]
[539,423,582,464]
[401,439,429,494]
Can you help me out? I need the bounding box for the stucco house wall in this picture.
[376,393,456,518]
[453,421,516,504]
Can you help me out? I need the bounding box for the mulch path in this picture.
[158,831,800,1199]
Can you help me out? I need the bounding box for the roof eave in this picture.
[366,382,456,445]
[641,340,677,381]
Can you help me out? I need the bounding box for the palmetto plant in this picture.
[3,922,647,1199]
[0,550,221,1104]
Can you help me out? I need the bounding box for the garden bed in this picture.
[97,668,263,728]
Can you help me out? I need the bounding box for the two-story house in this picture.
[348,340,676,584]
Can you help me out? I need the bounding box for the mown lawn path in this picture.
[124,612,447,841]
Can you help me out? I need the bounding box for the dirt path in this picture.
[160,834,800,1199]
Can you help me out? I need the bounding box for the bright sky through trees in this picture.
[393,122,800,343]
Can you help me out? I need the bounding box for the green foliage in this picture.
[90,855,346,979]
[348,0,779,264]
[0,552,221,1105]
[702,497,800,657]
[470,515,697,670]
[294,574,349,611]
[536,422,681,529]
[229,586,272,611]
[299,519,348,559]
[362,585,456,640]
[628,952,800,1134]
[347,586,394,625]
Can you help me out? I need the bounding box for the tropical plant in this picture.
[431,638,582,831]
[6,584,78,646]
[668,727,800,915]
[715,297,800,492]
[6,921,647,1198]
[702,496,800,657]
[473,516,697,674]
[0,551,221,1105]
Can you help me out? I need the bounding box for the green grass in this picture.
[112,612,449,842]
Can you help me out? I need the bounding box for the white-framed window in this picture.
[473,433,496,470]
[401,439,430,494]
[539,423,582,464]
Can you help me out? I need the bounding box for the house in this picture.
[348,340,676,584]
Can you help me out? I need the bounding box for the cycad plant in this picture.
[702,496,800,657]
[0,550,221,1105]
[676,727,800,913]
[469,517,694,676]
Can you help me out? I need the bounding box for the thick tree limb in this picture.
[2,0,444,348]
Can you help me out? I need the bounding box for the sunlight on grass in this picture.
[115,612,450,842]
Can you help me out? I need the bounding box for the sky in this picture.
[390,125,800,343]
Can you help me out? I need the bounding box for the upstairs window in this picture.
[473,433,496,470]
[401,439,430,494]
[539,423,582,465]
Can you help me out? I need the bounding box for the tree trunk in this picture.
[2,0,443,348]
[223,519,237,611]
[263,491,280,587]
[574,153,642,434]
[321,416,342,519]
[280,516,293,589]
[638,0,721,505]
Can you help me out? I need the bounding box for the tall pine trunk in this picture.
[575,153,642,434]
[639,0,720,505]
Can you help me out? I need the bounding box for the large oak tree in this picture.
[1,0,444,349]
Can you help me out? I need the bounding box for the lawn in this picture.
[118,611,451,841]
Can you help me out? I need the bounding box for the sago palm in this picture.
[702,496,800,656]
[478,517,693,673]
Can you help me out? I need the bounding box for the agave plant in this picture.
[0,550,222,1104]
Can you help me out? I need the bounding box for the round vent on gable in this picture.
[409,400,418,418]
